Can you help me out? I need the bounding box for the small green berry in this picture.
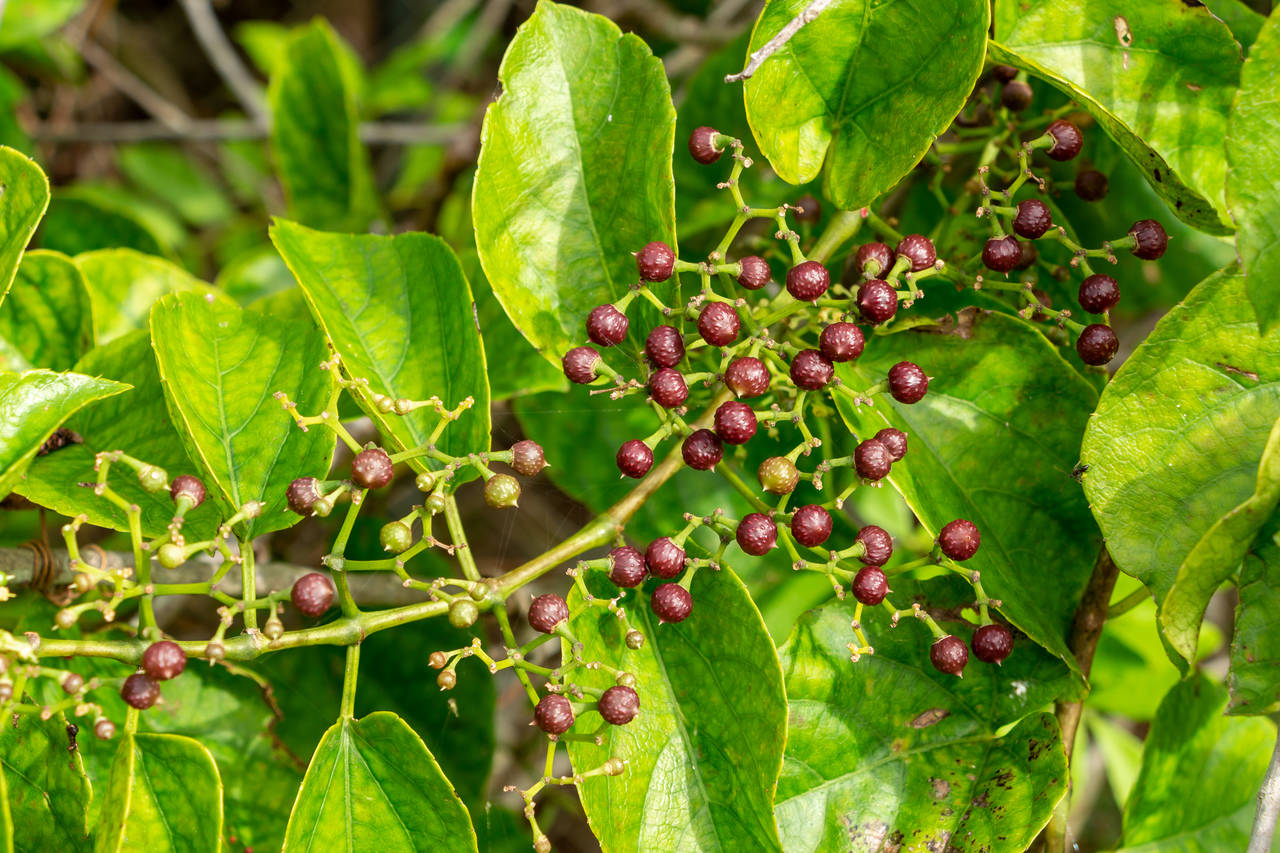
[157,543,185,570]
[449,599,479,628]
[137,465,168,494]
[380,521,414,554]
[484,474,521,509]
[415,470,437,492]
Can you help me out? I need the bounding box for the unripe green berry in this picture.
[55,609,77,630]
[380,521,414,554]
[603,757,626,776]
[449,599,479,628]
[415,471,436,492]
[625,629,645,650]
[157,543,185,570]
[483,474,521,509]
[425,491,448,514]
[616,672,637,688]
[263,615,284,641]
[312,495,336,518]
[137,465,168,494]
[73,573,93,594]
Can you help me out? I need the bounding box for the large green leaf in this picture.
[992,0,1241,234]
[472,0,676,364]
[94,732,223,853]
[0,0,83,49]
[282,712,477,852]
[566,568,787,852]
[150,292,336,536]
[0,369,127,499]
[1208,0,1266,48]
[268,20,378,232]
[775,601,1068,853]
[75,249,211,345]
[0,250,92,371]
[743,0,987,211]
[1231,518,1280,715]
[1227,6,1280,333]
[833,311,1099,670]
[1,711,92,852]
[1119,673,1275,852]
[1081,269,1280,640]
[0,147,50,304]
[38,191,169,259]
[116,144,234,229]
[270,219,491,467]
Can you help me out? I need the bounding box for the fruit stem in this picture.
[239,536,257,630]
[443,494,481,582]
[809,209,864,264]
[127,505,157,632]
[339,644,359,719]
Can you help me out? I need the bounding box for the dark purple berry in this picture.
[1015,240,1039,271]
[874,428,907,461]
[758,456,799,495]
[1012,199,1052,239]
[529,594,569,633]
[292,572,335,617]
[562,346,602,384]
[737,256,771,290]
[725,356,770,398]
[1078,274,1120,314]
[616,440,654,479]
[790,349,834,391]
[896,235,936,272]
[1077,324,1119,366]
[122,673,160,710]
[637,242,676,282]
[856,525,893,566]
[599,685,640,725]
[930,635,969,676]
[351,448,394,489]
[790,505,832,548]
[649,368,689,409]
[1075,169,1108,202]
[736,513,778,556]
[855,242,893,277]
[1001,80,1032,112]
[535,694,575,734]
[651,583,693,623]
[645,325,685,368]
[682,429,723,471]
[698,302,740,347]
[794,194,821,224]
[1129,219,1168,260]
[1045,119,1083,161]
[169,475,206,508]
[855,439,892,481]
[992,64,1018,83]
[852,567,889,606]
[887,362,929,404]
[972,623,1014,664]
[714,401,757,445]
[982,235,1022,273]
[609,546,647,588]
[786,261,830,302]
[142,641,186,681]
[646,537,686,579]
[689,126,724,165]
[858,280,898,324]
[287,477,321,515]
[939,519,981,561]
[820,322,864,363]
[510,440,547,477]
[587,304,629,347]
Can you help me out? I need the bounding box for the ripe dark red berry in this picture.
[598,685,640,725]
[698,302,740,347]
[287,477,321,515]
[142,641,186,681]
[896,235,936,271]
[609,546,647,588]
[1012,199,1052,239]
[510,440,547,477]
[714,401,757,445]
[972,623,1014,664]
[169,475,206,508]
[1001,80,1033,112]
[725,356,770,398]
[651,583,693,623]
[529,594,569,633]
[1078,274,1120,314]
[983,235,1022,273]
[682,429,723,471]
[637,242,676,281]
[992,64,1018,83]
[855,439,892,481]
[790,349,834,391]
[786,261,830,302]
[649,368,689,409]
[856,525,893,566]
[855,242,893,277]
[587,304,629,347]
[645,325,685,368]
[938,519,981,561]
[857,280,898,324]
[689,126,724,165]
[616,440,654,479]
[1077,324,1119,366]
[852,567,889,605]
[930,635,969,676]
[794,194,821,224]
[887,362,929,404]
[791,505,832,548]
[1129,219,1168,260]
[292,572,335,617]
[758,456,800,495]
[737,256,771,290]
[819,322,864,363]
[122,673,160,710]
[535,694,575,735]
[646,537,686,579]
[1015,241,1039,271]
[351,448,394,489]
[1075,169,1109,202]
[736,513,778,556]
[874,428,907,461]
[1045,119,1083,161]
[562,346,602,384]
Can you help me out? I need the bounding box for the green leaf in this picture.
[1230,518,1280,714]
[0,369,127,499]
[833,311,1100,670]
[75,249,212,345]
[1227,6,1280,333]
[0,769,10,853]
[270,219,491,467]
[94,732,223,853]
[566,568,787,852]
[38,191,168,259]
[0,0,83,49]
[282,712,477,853]
[1119,673,1275,852]
[116,144,234,228]
[991,0,1242,234]
[0,147,50,304]
[268,20,378,231]
[1086,713,1143,805]
[0,250,93,371]
[472,0,676,365]
[743,0,988,211]
[775,601,1068,853]
[1,711,92,852]
[149,292,336,536]
[1081,268,1280,634]
[1207,0,1266,49]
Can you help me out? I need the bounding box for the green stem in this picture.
[128,507,156,632]
[809,209,864,264]
[340,644,360,719]
[240,538,257,630]
[443,494,481,582]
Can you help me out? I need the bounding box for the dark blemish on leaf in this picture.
[1153,168,1162,183]
[911,708,949,728]
[1216,362,1260,381]
[973,791,991,809]
[930,778,950,799]
[843,818,888,849]
[38,427,82,456]
[925,832,951,851]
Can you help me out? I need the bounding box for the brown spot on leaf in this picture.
[1217,362,1260,381]
[931,778,951,799]
[911,708,950,728]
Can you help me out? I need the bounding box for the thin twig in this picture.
[1249,733,1280,853]
[30,119,470,145]
[724,0,833,83]
[78,39,192,131]
[178,0,269,125]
